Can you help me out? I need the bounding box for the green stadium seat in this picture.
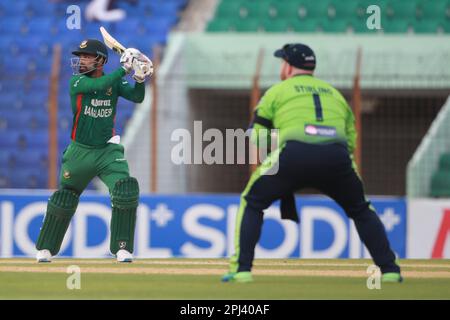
[242,1,273,19]
[430,170,450,197]
[357,0,389,17]
[419,0,450,20]
[234,18,261,32]
[413,19,445,33]
[271,1,302,19]
[207,18,233,32]
[290,19,321,32]
[386,0,420,19]
[351,18,381,33]
[302,1,331,19]
[262,19,290,32]
[439,153,450,170]
[215,1,242,18]
[329,0,360,19]
[382,19,413,33]
[444,20,450,33]
[321,19,351,33]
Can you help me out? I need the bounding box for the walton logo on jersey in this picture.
[91,99,111,107]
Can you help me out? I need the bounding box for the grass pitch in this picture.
[0,258,449,300]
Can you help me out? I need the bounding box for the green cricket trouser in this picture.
[59,141,130,194]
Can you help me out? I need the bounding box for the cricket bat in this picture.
[100,26,126,55]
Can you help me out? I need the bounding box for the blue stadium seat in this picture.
[0,17,26,34]
[0,81,23,94]
[24,18,55,35]
[0,169,11,188]
[0,0,181,189]
[0,36,14,49]
[10,37,51,56]
[0,151,14,169]
[27,2,56,17]
[20,131,49,149]
[11,168,48,189]
[1,2,28,16]
[12,149,49,169]
[0,93,22,111]
[0,131,23,148]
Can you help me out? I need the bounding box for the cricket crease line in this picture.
[0,266,449,278]
[1,260,450,269]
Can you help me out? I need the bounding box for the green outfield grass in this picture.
[0,259,449,300]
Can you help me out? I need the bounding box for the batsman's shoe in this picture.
[382,272,403,283]
[36,249,52,263]
[116,249,133,263]
[221,271,253,283]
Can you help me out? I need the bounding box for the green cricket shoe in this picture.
[221,271,253,283]
[382,272,403,283]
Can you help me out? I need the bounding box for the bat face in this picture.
[100,26,126,55]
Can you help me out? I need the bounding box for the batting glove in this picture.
[120,48,142,74]
[132,57,154,83]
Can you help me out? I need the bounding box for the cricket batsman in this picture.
[222,43,402,283]
[35,39,152,263]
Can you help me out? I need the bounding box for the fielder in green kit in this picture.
[35,39,153,263]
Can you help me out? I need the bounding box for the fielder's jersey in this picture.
[252,74,357,153]
[69,67,145,146]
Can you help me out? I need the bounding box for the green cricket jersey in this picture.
[252,74,357,153]
[69,67,145,146]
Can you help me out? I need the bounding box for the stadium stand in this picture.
[0,0,188,189]
[207,0,450,33]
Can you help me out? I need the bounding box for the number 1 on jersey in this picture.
[312,94,323,122]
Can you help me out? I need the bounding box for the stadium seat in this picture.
[0,169,11,188]
[24,18,56,35]
[321,19,352,33]
[11,168,48,189]
[419,0,450,20]
[262,20,290,32]
[242,1,273,19]
[444,20,450,33]
[302,1,332,19]
[0,0,182,189]
[271,2,303,19]
[0,18,26,34]
[414,20,445,33]
[0,131,23,148]
[438,153,450,171]
[387,0,420,19]
[430,170,450,197]
[0,1,28,16]
[215,1,242,18]
[207,18,233,32]
[0,151,14,169]
[382,19,413,33]
[235,18,261,32]
[27,1,56,17]
[290,19,321,32]
[12,149,49,169]
[329,0,360,19]
[357,0,389,20]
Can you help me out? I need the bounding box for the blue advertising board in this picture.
[0,192,406,258]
